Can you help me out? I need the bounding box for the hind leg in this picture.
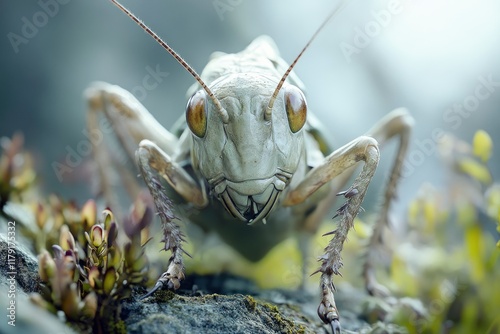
[85,81,181,210]
[361,108,413,296]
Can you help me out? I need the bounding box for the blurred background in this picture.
[1,0,500,216]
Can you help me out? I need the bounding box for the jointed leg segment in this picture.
[284,136,380,332]
[135,139,208,295]
[136,145,187,295]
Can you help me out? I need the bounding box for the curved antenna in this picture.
[265,1,350,121]
[110,0,229,123]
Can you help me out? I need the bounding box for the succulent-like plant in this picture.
[0,133,36,212]
[31,197,152,333]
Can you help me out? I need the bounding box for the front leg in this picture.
[136,140,208,295]
[283,136,380,333]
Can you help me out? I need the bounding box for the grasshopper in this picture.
[86,1,413,332]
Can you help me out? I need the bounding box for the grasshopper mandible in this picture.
[86,1,413,332]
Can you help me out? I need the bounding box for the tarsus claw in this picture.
[141,280,164,300]
[141,259,184,300]
[330,319,341,334]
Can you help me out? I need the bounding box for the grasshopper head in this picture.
[186,74,307,224]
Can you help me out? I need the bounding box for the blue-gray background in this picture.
[1,0,500,217]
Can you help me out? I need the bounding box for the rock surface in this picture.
[0,232,40,294]
[121,274,378,334]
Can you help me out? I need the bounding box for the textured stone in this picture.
[121,274,379,334]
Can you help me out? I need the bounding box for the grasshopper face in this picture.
[186,74,307,223]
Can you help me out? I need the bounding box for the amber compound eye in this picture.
[284,85,307,133]
[186,90,207,138]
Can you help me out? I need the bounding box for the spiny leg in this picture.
[136,140,207,295]
[283,136,380,332]
[136,149,186,295]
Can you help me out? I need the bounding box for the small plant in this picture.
[30,197,152,333]
[0,133,35,211]
[0,134,155,332]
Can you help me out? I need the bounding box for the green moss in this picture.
[150,289,176,303]
[253,298,302,334]
[101,318,126,334]
[262,301,280,313]
[245,295,257,312]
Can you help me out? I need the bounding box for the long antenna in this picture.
[265,1,350,121]
[110,0,229,123]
